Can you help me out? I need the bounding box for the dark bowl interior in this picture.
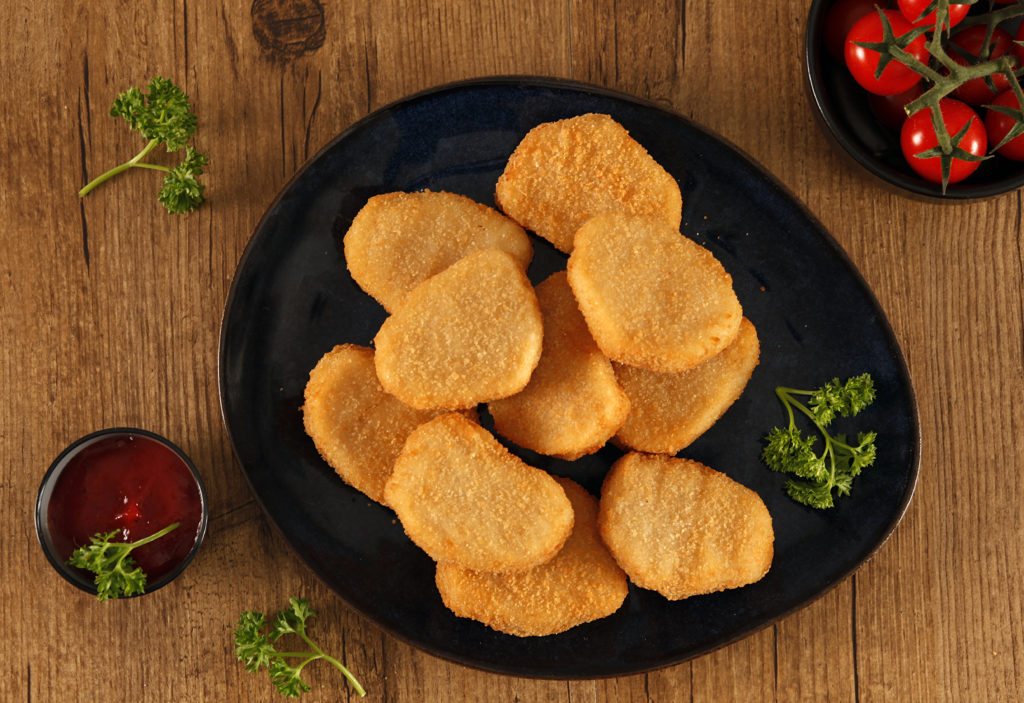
[35,427,209,598]
[804,0,1024,200]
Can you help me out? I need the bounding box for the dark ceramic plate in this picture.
[219,77,919,678]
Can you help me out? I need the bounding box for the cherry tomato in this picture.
[949,25,1015,105]
[985,90,1024,161]
[845,10,929,95]
[896,0,969,29]
[901,99,987,183]
[824,0,887,60]
[868,82,924,130]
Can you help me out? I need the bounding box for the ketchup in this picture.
[47,433,203,585]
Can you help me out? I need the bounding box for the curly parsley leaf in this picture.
[761,374,878,509]
[234,597,366,698]
[79,76,208,214]
[66,522,179,601]
[808,373,877,425]
[158,147,208,213]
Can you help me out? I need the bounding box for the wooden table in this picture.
[3,1,1021,700]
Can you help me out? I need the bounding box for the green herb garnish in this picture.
[762,374,878,509]
[79,76,208,213]
[234,597,366,698]
[67,522,179,601]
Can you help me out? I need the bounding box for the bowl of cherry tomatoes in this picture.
[805,0,1024,199]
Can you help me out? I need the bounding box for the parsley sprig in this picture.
[67,522,179,601]
[79,76,208,213]
[762,374,878,509]
[234,597,366,698]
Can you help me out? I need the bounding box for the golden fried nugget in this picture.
[495,113,682,253]
[384,414,574,572]
[614,317,760,454]
[567,212,742,373]
[598,453,773,600]
[488,271,630,460]
[301,344,452,504]
[373,249,543,410]
[435,477,628,636]
[344,191,533,312]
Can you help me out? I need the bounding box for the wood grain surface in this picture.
[2,0,1022,700]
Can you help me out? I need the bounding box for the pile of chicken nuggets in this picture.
[302,113,774,637]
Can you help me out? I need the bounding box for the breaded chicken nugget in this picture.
[567,213,742,373]
[302,344,457,504]
[598,453,773,600]
[614,317,760,454]
[384,414,574,572]
[435,477,628,636]
[344,191,533,313]
[373,249,543,410]
[495,113,682,253]
[488,271,630,460]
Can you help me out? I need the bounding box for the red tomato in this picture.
[949,25,1015,105]
[869,82,924,130]
[901,99,987,184]
[824,0,887,60]
[985,90,1024,161]
[896,0,969,28]
[845,10,929,95]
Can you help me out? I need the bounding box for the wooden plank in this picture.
[3,0,1024,700]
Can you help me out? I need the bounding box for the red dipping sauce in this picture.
[46,433,204,586]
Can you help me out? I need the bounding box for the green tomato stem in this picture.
[959,3,1024,30]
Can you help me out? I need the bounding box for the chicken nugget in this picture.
[495,113,682,253]
[301,344,452,504]
[436,477,628,637]
[384,413,574,572]
[598,453,773,600]
[344,190,533,312]
[488,271,630,460]
[614,317,760,454]
[373,248,543,410]
[567,212,742,373]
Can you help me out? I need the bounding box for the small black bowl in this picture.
[35,427,209,598]
[805,0,1024,200]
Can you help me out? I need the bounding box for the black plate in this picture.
[219,77,919,678]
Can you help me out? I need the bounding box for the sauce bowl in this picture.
[35,427,209,598]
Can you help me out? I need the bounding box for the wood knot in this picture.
[251,0,325,59]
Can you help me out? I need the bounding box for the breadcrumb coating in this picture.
[598,453,773,600]
[489,271,630,460]
[436,477,628,636]
[302,344,450,504]
[384,414,574,573]
[495,113,682,253]
[373,249,543,409]
[567,212,742,373]
[614,317,760,454]
[344,190,532,312]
